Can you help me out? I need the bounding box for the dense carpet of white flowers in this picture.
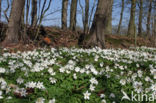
[0,46,156,103]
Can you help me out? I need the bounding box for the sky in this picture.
[1,0,132,29]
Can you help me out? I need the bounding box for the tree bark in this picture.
[106,0,113,34]
[138,0,143,36]
[85,0,113,48]
[2,0,25,46]
[117,0,124,34]
[127,0,136,37]
[69,0,77,31]
[146,0,152,36]
[84,0,89,34]
[62,0,68,29]
[31,0,37,27]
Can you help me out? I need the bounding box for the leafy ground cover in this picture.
[0,46,156,103]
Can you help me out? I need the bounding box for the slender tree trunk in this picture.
[117,0,124,34]
[154,16,156,46]
[2,0,25,46]
[22,0,30,43]
[84,0,89,34]
[138,0,143,36]
[85,0,113,48]
[106,0,113,34]
[0,0,1,22]
[146,0,152,36]
[62,0,68,29]
[127,0,136,37]
[70,0,77,31]
[31,0,37,27]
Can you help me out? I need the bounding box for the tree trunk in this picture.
[69,0,77,31]
[85,0,113,48]
[106,0,113,34]
[0,0,1,21]
[31,0,37,27]
[146,0,152,36]
[127,0,136,37]
[62,0,68,29]
[84,0,89,34]
[138,0,143,36]
[154,16,156,46]
[117,0,124,34]
[1,0,25,46]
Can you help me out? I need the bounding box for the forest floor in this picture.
[0,26,155,52]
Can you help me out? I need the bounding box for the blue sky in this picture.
[1,0,132,29]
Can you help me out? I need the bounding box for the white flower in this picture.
[133,81,143,93]
[80,69,85,73]
[100,62,104,67]
[100,94,105,98]
[36,97,45,103]
[131,73,137,81]
[85,65,90,69]
[16,77,24,84]
[0,91,2,96]
[49,98,55,103]
[126,78,132,83]
[90,77,98,85]
[7,96,12,99]
[152,71,156,79]
[151,84,156,92]
[20,88,27,97]
[25,81,36,88]
[120,79,126,85]
[101,99,106,103]
[0,68,5,73]
[6,87,11,94]
[137,70,142,77]
[73,73,77,79]
[89,84,95,91]
[49,77,57,84]
[119,66,124,70]
[36,82,45,89]
[145,76,151,82]
[94,55,99,61]
[59,67,65,73]
[48,68,56,76]
[109,93,115,98]
[145,88,151,93]
[136,64,140,68]
[83,91,91,100]
[75,67,80,72]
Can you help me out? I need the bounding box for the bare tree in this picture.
[34,0,52,40]
[70,0,77,31]
[138,0,143,36]
[117,0,124,34]
[85,0,113,48]
[2,0,25,46]
[62,0,68,29]
[31,0,37,27]
[127,0,136,37]
[146,0,152,36]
